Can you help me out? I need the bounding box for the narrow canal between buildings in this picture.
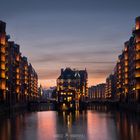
[0,105,140,140]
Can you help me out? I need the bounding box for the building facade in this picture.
[57,68,88,110]
[0,20,38,105]
[0,21,6,103]
[105,74,116,100]
[89,17,140,103]
[107,17,140,103]
[88,83,106,101]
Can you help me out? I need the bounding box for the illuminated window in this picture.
[1,55,5,61]
[136,83,140,89]
[136,21,140,30]
[0,46,5,53]
[0,63,5,70]
[16,87,20,93]
[124,54,128,60]
[136,43,140,51]
[125,68,128,72]
[125,80,128,84]
[0,80,6,90]
[16,55,20,61]
[16,75,20,79]
[136,36,140,43]
[124,47,128,51]
[125,74,128,78]
[16,68,20,73]
[136,52,140,60]
[67,97,72,102]
[16,80,20,85]
[0,35,6,45]
[125,61,128,66]
[136,62,140,69]
[0,71,5,78]
[135,70,140,77]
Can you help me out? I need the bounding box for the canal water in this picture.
[0,105,140,140]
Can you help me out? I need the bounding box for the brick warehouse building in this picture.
[57,68,88,110]
[0,20,38,105]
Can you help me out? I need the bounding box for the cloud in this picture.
[37,69,59,80]
[1,0,139,88]
[31,49,118,63]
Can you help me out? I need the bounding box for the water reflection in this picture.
[0,106,140,140]
[115,112,140,140]
[56,111,87,139]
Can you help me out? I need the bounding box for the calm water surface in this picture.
[0,106,140,140]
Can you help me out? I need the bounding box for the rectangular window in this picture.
[135,70,140,77]
[1,55,5,61]
[0,63,5,70]
[0,80,6,90]
[0,71,5,78]
[136,43,140,51]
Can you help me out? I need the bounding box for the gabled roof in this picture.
[58,68,77,79]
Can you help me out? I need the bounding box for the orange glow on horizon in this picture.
[38,77,106,88]
[38,79,57,88]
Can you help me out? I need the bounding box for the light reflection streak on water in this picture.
[0,106,140,140]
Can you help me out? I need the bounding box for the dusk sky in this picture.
[0,0,139,88]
